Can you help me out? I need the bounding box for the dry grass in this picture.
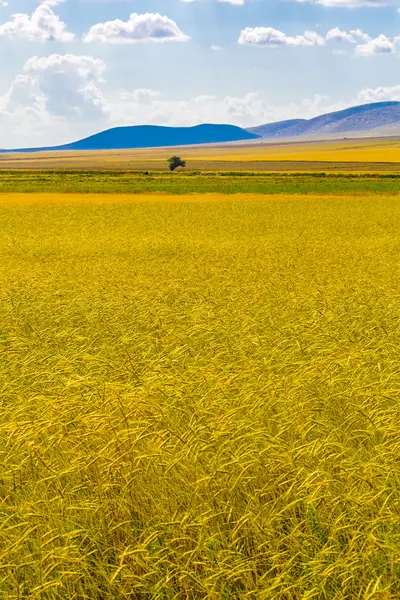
[1,192,400,598]
[3,137,400,172]
[191,139,400,164]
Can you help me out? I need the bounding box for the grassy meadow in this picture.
[1,190,400,598]
[3,171,400,195]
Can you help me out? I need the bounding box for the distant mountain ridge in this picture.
[247,101,400,139]
[6,124,259,153]
[4,102,400,153]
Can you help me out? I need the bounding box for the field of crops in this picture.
[3,171,400,195]
[1,190,400,598]
[191,139,400,164]
[2,136,400,172]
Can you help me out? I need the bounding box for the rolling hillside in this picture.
[6,124,260,153]
[5,102,400,154]
[248,102,400,139]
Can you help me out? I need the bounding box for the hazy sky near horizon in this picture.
[1,0,400,147]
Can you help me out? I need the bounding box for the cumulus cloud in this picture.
[2,51,400,149]
[355,34,395,55]
[238,25,397,56]
[349,29,371,42]
[326,27,370,43]
[357,85,400,103]
[83,12,189,44]
[182,0,245,3]
[238,27,325,47]
[23,54,109,119]
[39,0,66,6]
[326,27,357,43]
[0,65,334,147]
[0,54,110,148]
[112,90,275,128]
[325,27,398,56]
[0,4,74,41]
[294,0,397,7]
[119,88,160,105]
[0,74,41,114]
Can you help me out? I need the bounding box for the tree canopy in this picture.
[168,156,187,171]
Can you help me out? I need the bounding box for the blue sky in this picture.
[1,0,400,147]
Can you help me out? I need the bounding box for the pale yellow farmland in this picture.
[192,138,400,163]
[2,136,400,171]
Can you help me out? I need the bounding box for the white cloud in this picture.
[0,5,74,41]
[295,0,397,7]
[1,51,400,149]
[326,28,371,48]
[39,0,66,6]
[119,88,160,104]
[326,27,357,43]
[0,74,41,114]
[326,27,372,43]
[357,85,400,103]
[83,12,189,44]
[238,26,397,56]
[355,34,395,55]
[238,27,325,47]
[325,28,398,56]
[182,0,245,3]
[112,90,274,128]
[349,29,371,42]
[0,54,109,148]
[23,54,109,118]
[0,64,332,147]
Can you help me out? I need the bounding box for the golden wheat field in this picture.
[1,192,400,599]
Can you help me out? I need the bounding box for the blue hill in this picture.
[247,102,400,139]
[8,124,260,153]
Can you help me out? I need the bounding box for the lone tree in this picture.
[168,156,186,171]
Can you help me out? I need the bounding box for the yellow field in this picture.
[2,136,400,172]
[191,138,400,163]
[0,191,350,206]
[1,192,400,598]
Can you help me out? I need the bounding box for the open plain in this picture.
[1,138,400,598]
[1,172,400,597]
[3,135,400,172]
